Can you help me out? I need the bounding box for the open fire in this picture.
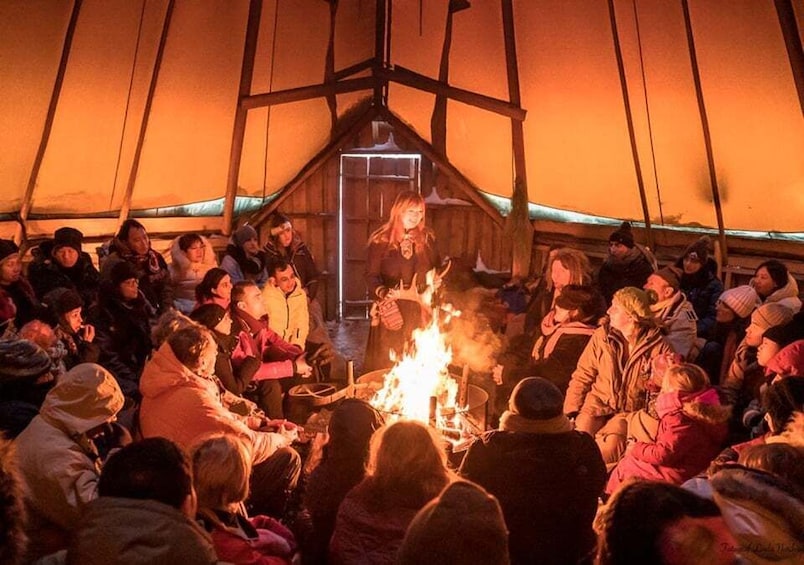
[365,268,484,439]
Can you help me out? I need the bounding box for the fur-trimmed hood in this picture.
[169,235,217,274]
[680,388,732,425]
[764,273,802,312]
[712,466,804,544]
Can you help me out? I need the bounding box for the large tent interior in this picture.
[3,0,803,331]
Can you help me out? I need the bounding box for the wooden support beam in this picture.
[430,8,454,153]
[325,0,339,134]
[117,0,175,230]
[240,76,376,110]
[11,216,224,241]
[378,65,527,121]
[380,108,505,227]
[607,0,653,250]
[246,105,380,227]
[374,0,388,104]
[332,57,374,81]
[681,0,728,265]
[223,0,263,236]
[18,0,84,244]
[502,0,533,278]
[774,0,804,117]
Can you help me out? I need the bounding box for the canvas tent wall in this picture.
[1,0,802,262]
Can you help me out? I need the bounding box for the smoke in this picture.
[443,287,506,374]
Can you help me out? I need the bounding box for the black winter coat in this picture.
[461,429,606,565]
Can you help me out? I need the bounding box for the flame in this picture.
[370,269,464,427]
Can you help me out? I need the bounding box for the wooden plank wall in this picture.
[252,126,512,320]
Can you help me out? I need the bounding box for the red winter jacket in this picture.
[231,308,302,381]
[607,387,730,493]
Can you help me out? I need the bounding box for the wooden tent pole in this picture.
[501,0,533,278]
[117,0,175,231]
[681,0,728,265]
[17,0,84,244]
[223,0,263,236]
[774,0,804,117]
[430,6,454,154]
[607,0,653,250]
[324,0,338,133]
[241,77,375,110]
[374,0,388,105]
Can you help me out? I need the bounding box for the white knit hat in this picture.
[750,303,795,332]
[719,285,760,319]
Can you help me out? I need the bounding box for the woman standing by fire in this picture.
[363,191,439,372]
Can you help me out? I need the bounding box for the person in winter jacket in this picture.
[522,247,593,337]
[0,436,27,565]
[14,363,128,560]
[303,399,385,564]
[329,420,453,565]
[0,238,41,330]
[721,302,794,410]
[169,233,218,314]
[99,219,173,314]
[28,227,101,308]
[363,191,440,372]
[88,261,155,402]
[264,212,321,301]
[495,284,604,406]
[460,378,606,565]
[0,338,56,438]
[596,222,656,305]
[138,325,301,517]
[47,288,100,370]
[398,480,510,565]
[710,443,804,565]
[192,434,298,565]
[766,338,804,379]
[697,285,760,384]
[68,437,217,565]
[230,280,312,419]
[564,287,673,466]
[674,235,723,338]
[644,266,698,359]
[595,480,740,565]
[263,260,309,348]
[607,363,730,494]
[752,259,802,312]
[221,224,269,288]
[195,267,233,310]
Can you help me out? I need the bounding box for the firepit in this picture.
[355,369,488,440]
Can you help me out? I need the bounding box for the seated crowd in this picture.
[0,217,803,565]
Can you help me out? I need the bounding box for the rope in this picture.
[110,0,147,209]
[632,0,664,225]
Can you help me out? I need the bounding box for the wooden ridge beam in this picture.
[380,108,505,227]
[378,65,526,122]
[240,76,376,110]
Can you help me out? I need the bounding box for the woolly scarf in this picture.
[499,410,573,434]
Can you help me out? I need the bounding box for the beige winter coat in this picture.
[564,324,673,417]
[14,364,123,554]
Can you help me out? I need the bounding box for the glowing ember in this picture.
[370,269,463,427]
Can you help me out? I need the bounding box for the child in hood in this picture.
[607,363,730,494]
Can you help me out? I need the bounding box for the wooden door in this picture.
[339,153,420,319]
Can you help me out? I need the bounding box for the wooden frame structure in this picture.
[11,0,804,272]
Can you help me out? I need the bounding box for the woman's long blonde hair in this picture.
[366,420,451,507]
[545,247,592,291]
[191,433,252,512]
[368,190,433,248]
